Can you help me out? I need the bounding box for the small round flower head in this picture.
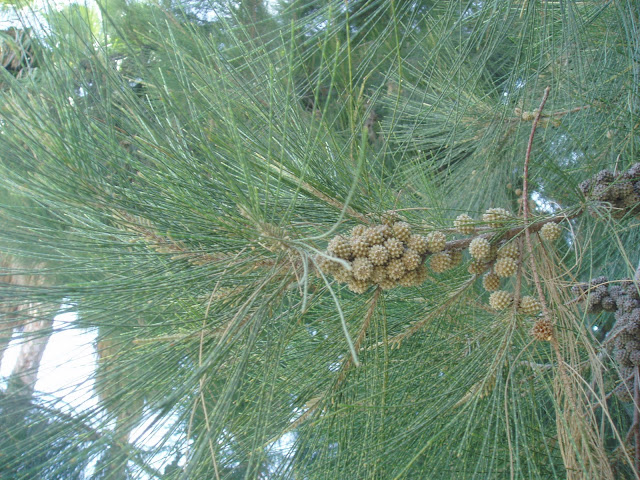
[415,264,429,284]
[407,234,429,255]
[489,290,512,310]
[497,241,519,259]
[454,214,475,235]
[393,221,412,243]
[377,224,393,240]
[379,277,397,290]
[469,237,491,260]
[348,279,371,294]
[531,319,553,341]
[386,258,406,280]
[368,245,389,266]
[351,225,367,237]
[351,236,370,257]
[371,265,387,284]
[447,249,463,266]
[468,259,488,275]
[430,252,452,273]
[402,249,422,271]
[385,237,404,258]
[519,296,541,315]
[381,211,399,226]
[483,208,511,228]
[482,273,500,292]
[328,235,352,260]
[494,257,518,278]
[426,231,446,253]
[540,222,562,242]
[316,255,341,275]
[333,265,354,284]
[398,269,419,287]
[352,257,374,281]
[364,227,385,246]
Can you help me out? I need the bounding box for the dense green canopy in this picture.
[0,0,639,478]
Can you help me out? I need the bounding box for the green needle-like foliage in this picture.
[0,0,639,478]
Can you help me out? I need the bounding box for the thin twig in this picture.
[522,86,552,323]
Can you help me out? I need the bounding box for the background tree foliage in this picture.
[0,0,639,478]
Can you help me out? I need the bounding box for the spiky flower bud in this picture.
[393,221,411,242]
[402,249,422,271]
[430,252,452,273]
[365,227,385,246]
[351,236,370,257]
[519,296,541,315]
[483,208,511,228]
[540,222,562,242]
[482,273,500,291]
[531,319,553,341]
[328,236,352,260]
[371,265,387,284]
[454,214,475,235]
[352,257,374,281]
[333,265,353,284]
[348,279,371,294]
[415,264,428,284]
[398,269,419,287]
[469,237,491,260]
[386,258,406,280]
[385,237,404,258]
[381,211,399,226]
[407,234,428,255]
[368,245,389,266]
[497,241,519,259]
[379,277,397,290]
[351,225,367,237]
[377,224,393,240]
[468,259,488,275]
[489,290,512,310]
[426,231,446,253]
[494,257,518,278]
[316,255,340,275]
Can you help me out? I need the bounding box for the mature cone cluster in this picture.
[579,163,640,218]
[319,220,435,293]
[574,274,640,401]
[571,276,613,313]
